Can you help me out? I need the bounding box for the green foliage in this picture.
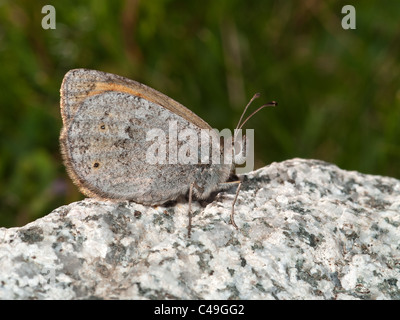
[0,0,399,226]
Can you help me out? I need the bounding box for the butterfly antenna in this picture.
[234,94,277,143]
[235,93,261,131]
[237,101,277,131]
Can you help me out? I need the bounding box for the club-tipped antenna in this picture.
[237,101,277,131]
[235,93,261,131]
[234,94,277,142]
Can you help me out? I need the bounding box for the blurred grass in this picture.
[0,0,399,227]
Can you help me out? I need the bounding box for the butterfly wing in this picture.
[60,69,224,204]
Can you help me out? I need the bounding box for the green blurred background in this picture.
[0,0,399,227]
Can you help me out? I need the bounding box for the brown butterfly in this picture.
[60,69,276,237]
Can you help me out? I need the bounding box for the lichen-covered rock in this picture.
[0,158,399,299]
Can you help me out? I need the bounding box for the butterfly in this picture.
[60,69,276,237]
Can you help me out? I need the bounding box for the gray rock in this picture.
[1,158,399,299]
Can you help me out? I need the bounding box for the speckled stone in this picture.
[0,158,399,299]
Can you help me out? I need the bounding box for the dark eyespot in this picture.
[100,125,106,130]
[93,162,100,168]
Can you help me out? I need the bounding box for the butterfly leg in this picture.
[187,182,194,238]
[230,181,242,229]
[218,180,242,230]
[187,182,206,238]
[187,180,242,237]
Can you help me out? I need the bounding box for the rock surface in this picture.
[0,158,399,299]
